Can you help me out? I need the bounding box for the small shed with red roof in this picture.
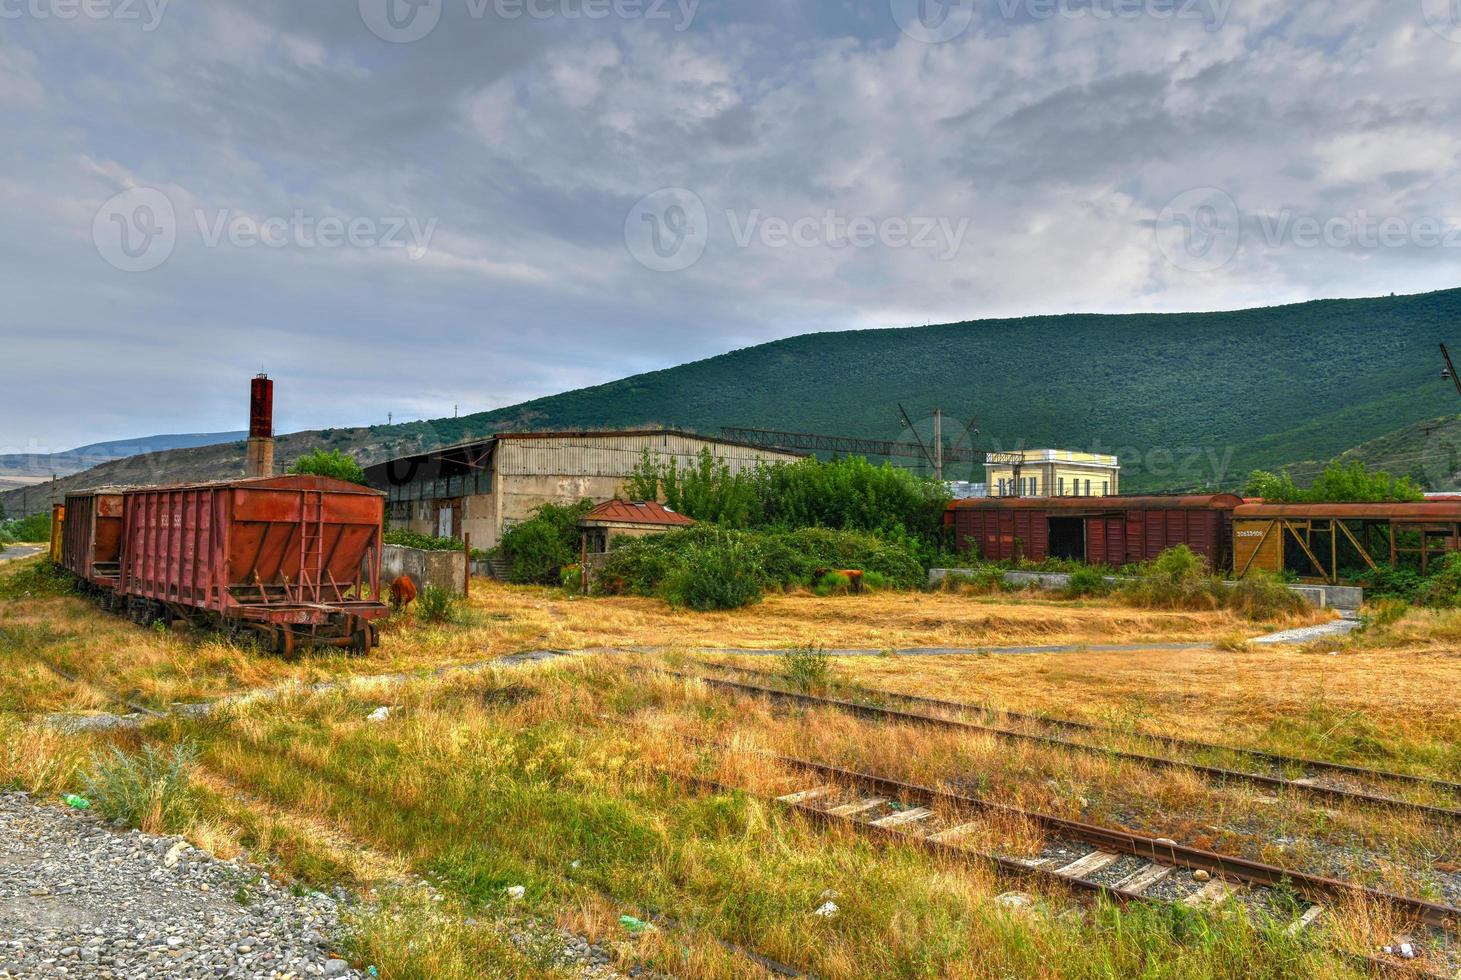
[580,499,694,554]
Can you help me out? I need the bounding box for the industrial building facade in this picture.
[363,430,801,550]
[985,450,1121,498]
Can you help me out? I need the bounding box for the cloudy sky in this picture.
[3,0,1460,450]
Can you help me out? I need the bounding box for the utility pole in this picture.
[933,409,943,482]
[1441,344,1461,399]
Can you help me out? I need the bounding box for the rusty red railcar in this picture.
[60,490,126,591]
[944,494,1243,570]
[117,475,388,655]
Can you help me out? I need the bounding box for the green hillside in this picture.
[6,287,1459,513]
[1286,414,1461,490]
[454,287,1461,491]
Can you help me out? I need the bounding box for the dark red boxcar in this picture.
[60,490,126,589]
[117,475,388,654]
[944,494,1243,570]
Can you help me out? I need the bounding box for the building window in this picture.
[1085,479,1092,496]
[1101,481,1108,496]
[1058,477,1065,496]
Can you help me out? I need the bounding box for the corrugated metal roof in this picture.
[947,494,1243,512]
[580,499,695,527]
[362,428,804,484]
[1234,501,1461,520]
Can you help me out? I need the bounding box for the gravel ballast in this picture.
[0,791,361,979]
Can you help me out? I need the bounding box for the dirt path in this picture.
[0,545,44,563]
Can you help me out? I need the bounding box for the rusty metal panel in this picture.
[118,476,387,626]
[61,491,125,585]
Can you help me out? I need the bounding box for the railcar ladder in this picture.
[299,490,325,604]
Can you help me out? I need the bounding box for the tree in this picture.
[1246,461,1422,503]
[288,449,367,485]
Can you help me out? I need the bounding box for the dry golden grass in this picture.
[0,566,1325,712]
[699,642,1461,771]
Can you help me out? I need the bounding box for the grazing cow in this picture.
[389,575,418,612]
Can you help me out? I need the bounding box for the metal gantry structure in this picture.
[722,405,989,482]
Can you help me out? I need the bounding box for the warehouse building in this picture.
[985,449,1121,498]
[363,429,802,549]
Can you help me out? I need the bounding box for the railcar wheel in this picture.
[348,625,374,656]
[273,627,297,660]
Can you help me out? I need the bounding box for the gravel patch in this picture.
[0,791,361,979]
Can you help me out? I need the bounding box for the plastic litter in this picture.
[619,915,654,934]
[62,794,91,810]
[366,707,390,722]
[505,885,525,901]
[813,901,839,918]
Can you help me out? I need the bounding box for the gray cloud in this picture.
[1,0,1459,449]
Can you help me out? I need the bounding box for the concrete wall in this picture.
[388,433,799,552]
[382,544,467,596]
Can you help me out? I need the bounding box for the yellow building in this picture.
[985,449,1120,498]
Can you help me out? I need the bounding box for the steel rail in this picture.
[692,659,1461,797]
[653,668,1461,825]
[0,626,166,719]
[651,729,1460,933]
[667,769,1453,980]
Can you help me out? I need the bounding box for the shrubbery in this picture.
[1064,566,1113,599]
[595,524,927,610]
[494,500,594,585]
[415,585,460,624]
[1118,545,1306,621]
[289,449,367,485]
[625,450,950,550]
[82,742,199,835]
[661,532,765,611]
[0,512,51,544]
[383,528,464,552]
[1246,461,1422,503]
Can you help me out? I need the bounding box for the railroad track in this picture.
[0,626,166,720]
[654,734,1459,978]
[651,667,1461,825]
[692,659,1461,803]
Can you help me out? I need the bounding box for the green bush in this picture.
[626,450,951,550]
[1246,461,1422,503]
[1361,599,1410,631]
[1417,552,1461,607]
[1,512,51,544]
[495,500,594,585]
[781,644,832,693]
[82,742,199,833]
[1120,545,1221,611]
[415,585,459,624]
[812,571,852,597]
[1064,566,1112,599]
[938,567,1013,594]
[1225,571,1308,621]
[661,533,765,611]
[289,449,367,485]
[0,560,72,600]
[383,528,463,552]
[1355,564,1423,603]
[596,524,928,607]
